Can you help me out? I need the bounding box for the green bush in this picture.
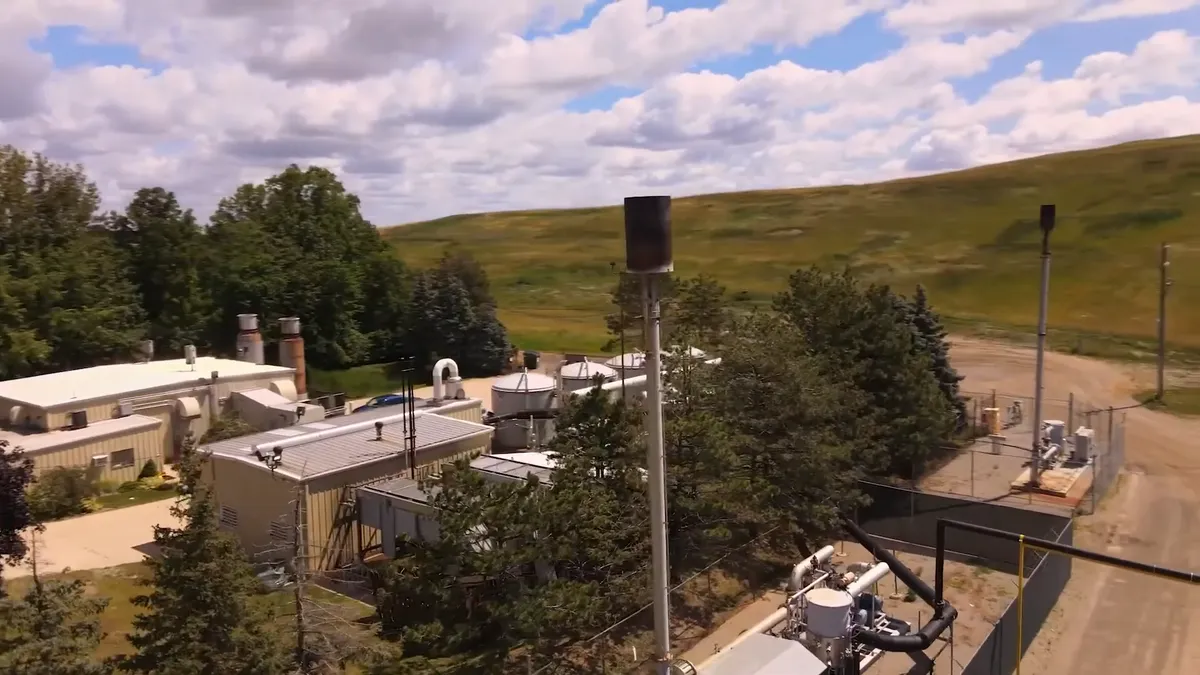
[95,479,121,495]
[138,458,159,479]
[27,467,98,521]
[118,480,143,493]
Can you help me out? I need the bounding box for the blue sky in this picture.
[9,0,1200,222]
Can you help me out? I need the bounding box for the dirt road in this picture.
[949,338,1200,675]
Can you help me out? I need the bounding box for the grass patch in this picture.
[308,361,425,398]
[1135,387,1200,416]
[384,135,1200,357]
[92,485,180,511]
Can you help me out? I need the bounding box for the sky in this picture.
[3,0,1200,225]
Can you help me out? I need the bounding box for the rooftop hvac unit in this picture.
[69,410,88,430]
[184,344,197,366]
[116,401,134,417]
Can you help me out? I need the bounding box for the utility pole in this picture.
[1157,243,1171,400]
[624,195,674,675]
[1029,204,1055,489]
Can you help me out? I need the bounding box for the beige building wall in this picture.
[10,373,297,463]
[26,424,169,484]
[204,456,300,562]
[433,403,483,425]
[304,432,491,572]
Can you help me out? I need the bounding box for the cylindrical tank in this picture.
[604,352,646,379]
[983,407,1001,435]
[235,313,264,365]
[140,339,155,363]
[667,346,707,360]
[559,361,617,392]
[805,587,854,639]
[279,317,306,397]
[491,370,557,450]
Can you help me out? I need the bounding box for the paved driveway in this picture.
[4,499,181,578]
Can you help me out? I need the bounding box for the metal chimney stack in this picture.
[1029,204,1055,488]
[279,317,307,397]
[140,339,154,363]
[623,195,674,675]
[235,314,265,365]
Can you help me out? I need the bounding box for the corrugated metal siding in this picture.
[37,375,286,459]
[305,435,489,571]
[27,426,168,484]
[203,456,298,561]
[433,404,483,424]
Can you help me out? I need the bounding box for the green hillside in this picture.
[384,135,1200,358]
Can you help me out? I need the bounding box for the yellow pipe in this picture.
[1017,535,1026,675]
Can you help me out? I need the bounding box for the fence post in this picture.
[1107,407,1114,456]
[991,389,997,409]
[970,448,975,498]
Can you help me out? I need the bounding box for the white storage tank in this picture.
[1044,419,1066,447]
[605,352,646,379]
[804,587,854,639]
[491,370,557,450]
[559,360,618,392]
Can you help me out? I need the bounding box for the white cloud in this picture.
[1,0,1199,223]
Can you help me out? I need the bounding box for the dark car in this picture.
[353,393,408,413]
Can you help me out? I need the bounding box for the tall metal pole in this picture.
[1157,243,1171,400]
[611,261,628,404]
[623,195,674,675]
[1029,204,1055,489]
[642,273,671,674]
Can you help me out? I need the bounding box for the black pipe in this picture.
[843,520,958,652]
[484,409,561,423]
[936,519,1200,587]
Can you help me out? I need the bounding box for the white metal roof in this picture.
[0,415,162,455]
[0,357,293,409]
[204,406,492,481]
[559,360,617,380]
[491,370,556,393]
[701,633,827,675]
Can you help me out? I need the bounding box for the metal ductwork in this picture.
[278,316,306,396]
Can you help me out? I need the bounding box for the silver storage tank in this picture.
[491,370,557,450]
[604,351,646,379]
[560,360,618,393]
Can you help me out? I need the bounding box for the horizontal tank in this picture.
[805,587,853,639]
[604,352,646,378]
[491,370,557,450]
[560,361,618,392]
[667,345,707,360]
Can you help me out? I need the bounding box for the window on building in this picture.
[110,448,135,469]
[220,505,238,528]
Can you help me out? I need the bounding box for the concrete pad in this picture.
[3,499,181,578]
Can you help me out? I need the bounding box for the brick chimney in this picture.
[279,317,306,397]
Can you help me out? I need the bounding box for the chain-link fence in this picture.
[917,392,1126,513]
[1075,405,1127,515]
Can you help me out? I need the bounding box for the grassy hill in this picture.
[383,135,1200,359]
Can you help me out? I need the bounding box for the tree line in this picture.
[0,145,509,382]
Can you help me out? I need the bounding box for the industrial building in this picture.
[0,314,320,483]
[357,452,555,559]
[199,378,492,572]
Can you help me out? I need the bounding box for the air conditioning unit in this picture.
[91,455,108,468]
[69,410,88,430]
[116,401,134,417]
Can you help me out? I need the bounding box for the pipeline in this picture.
[843,520,958,652]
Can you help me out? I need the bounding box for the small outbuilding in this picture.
[200,398,491,572]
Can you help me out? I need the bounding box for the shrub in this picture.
[119,480,144,493]
[27,467,98,521]
[138,459,159,479]
[95,479,121,495]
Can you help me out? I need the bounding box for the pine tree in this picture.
[907,285,968,427]
[774,267,953,478]
[0,564,110,675]
[116,433,285,675]
[0,441,35,592]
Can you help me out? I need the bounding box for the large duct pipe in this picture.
[847,562,890,598]
[843,520,957,652]
[432,358,461,402]
[568,358,722,399]
[279,317,306,398]
[787,544,836,592]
